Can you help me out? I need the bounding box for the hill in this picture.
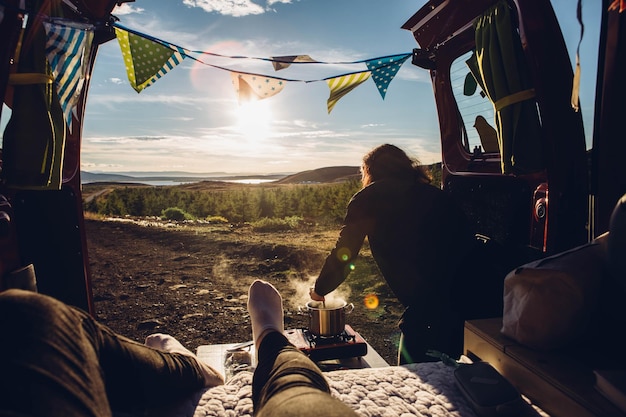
[275,166,360,184]
[81,166,361,186]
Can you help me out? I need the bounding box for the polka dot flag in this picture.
[230,72,286,104]
[365,54,411,99]
[115,27,185,93]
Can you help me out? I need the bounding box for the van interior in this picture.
[1,0,626,416]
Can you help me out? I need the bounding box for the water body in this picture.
[83,179,276,186]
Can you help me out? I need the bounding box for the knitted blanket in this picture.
[158,361,548,417]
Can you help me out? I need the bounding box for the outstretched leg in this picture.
[0,289,222,417]
[247,280,358,417]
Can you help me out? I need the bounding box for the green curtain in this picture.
[467,0,543,175]
[2,0,66,189]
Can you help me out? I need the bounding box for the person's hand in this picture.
[309,287,325,301]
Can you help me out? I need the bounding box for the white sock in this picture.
[145,333,224,387]
[247,280,284,349]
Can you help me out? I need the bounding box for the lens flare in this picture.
[336,247,351,262]
[363,294,379,309]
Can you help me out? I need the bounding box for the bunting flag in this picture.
[326,71,371,113]
[365,54,410,99]
[271,55,318,71]
[43,20,94,131]
[115,27,186,93]
[231,72,286,104]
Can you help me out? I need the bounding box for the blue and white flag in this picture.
[43,19,95,132]
[365,54,410,99]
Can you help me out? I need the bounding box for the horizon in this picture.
[81,164,362,177]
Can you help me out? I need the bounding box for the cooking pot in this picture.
[300,300,354,337]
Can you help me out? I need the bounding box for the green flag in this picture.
[115,27,185,93]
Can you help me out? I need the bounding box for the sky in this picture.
[2,0,603,175]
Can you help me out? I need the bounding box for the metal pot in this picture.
[300,300,354,337]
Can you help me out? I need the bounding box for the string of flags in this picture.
[113,23,411,111]
[40,17,412,129]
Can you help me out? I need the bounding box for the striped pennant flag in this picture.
[326,71,371,114]
[365,54,410,99]
[230,72,286,104]
[115,27,185,93]
[43,20,94,132]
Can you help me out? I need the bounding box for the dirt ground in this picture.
[86,218,404,366]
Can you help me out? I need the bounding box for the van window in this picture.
[450,50,497,155]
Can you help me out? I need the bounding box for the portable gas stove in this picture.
[284,325,368,362]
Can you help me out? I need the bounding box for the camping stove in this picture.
[285,325,368,362]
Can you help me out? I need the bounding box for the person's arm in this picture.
[314,197,369,297]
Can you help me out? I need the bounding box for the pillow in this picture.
[501,235,606,350]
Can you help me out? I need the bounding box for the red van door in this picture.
[402,0,588,256]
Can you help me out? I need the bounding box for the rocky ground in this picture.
[86,217,404,366]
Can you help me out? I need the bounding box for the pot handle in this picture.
[344,303,354,314]
[297,306,310,316]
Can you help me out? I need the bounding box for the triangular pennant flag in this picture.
[271,55,318,71]
[365,54,410,99]
[326,71,371,113]
[115,27,185,93]
[231,72,257,104]
[230,72,286,104]
[43,20,94,132]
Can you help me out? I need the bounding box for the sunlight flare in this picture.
[235,100,274,141]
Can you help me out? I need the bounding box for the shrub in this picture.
[206,215,229,223]
[161,207,192,221]
[251,216,303,232]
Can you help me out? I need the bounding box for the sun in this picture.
[235,99,274,141]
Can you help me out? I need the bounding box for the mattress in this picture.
[156,361,549,417]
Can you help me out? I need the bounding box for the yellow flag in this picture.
[326,71,371,113]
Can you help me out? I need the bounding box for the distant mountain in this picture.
[80,171,286,184]
[81,172,141,183]
[81,166,361,185]
[275,166,360,184]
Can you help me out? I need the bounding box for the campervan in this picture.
[1,0,625,415]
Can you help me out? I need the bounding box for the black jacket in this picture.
[315,178,474,308]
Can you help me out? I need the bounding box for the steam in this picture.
[287,275,352,310]
[211,255,233,283]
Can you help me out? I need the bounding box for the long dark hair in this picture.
[361,144,431,187]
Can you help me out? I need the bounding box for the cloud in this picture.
[182,0,265,17]
[109,78,124,85]
[112,4,145,15]
[87,92,218,106]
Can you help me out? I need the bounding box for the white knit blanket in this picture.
[156,361,548,417]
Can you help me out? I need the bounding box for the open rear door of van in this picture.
[402,0,589,256]
[0,0,132,313]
